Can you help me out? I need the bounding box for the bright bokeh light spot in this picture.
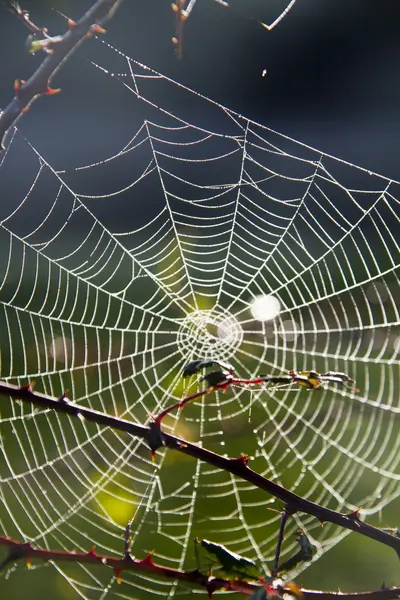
[97,492,135,527]
[250,295,281,321]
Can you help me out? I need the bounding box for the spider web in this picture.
[0,33,399,600]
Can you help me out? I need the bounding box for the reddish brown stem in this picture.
[155,378,267,424]
[231,378,266,386]
[1,536,400,600]
[154,387,212,424]
[0,535,251,593]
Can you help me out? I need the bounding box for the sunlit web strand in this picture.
[20,137,201,318]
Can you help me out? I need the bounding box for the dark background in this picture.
[0,0,400,179]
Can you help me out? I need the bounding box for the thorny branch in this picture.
[0,379,400,563]
[0,0,123,150]
[0,535,400,600]
[0,534,242,596]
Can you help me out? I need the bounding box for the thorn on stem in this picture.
[19,380,35,392]
[229,455,252,468]
[58,390,69,403]
[345,507,363,522]
[14,79,26,93]
[90,24,106,34]
[114,568,122,584]
[44,85,61,96]
[139,552,154,566]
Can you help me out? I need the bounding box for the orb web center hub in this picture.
[177,309,243,363]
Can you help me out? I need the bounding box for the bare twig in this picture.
[0,0,123,150]
[0,379,400,561]
[5,1,49,36]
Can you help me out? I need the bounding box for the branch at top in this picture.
[0,379,400,561]
[0,0,123,150]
